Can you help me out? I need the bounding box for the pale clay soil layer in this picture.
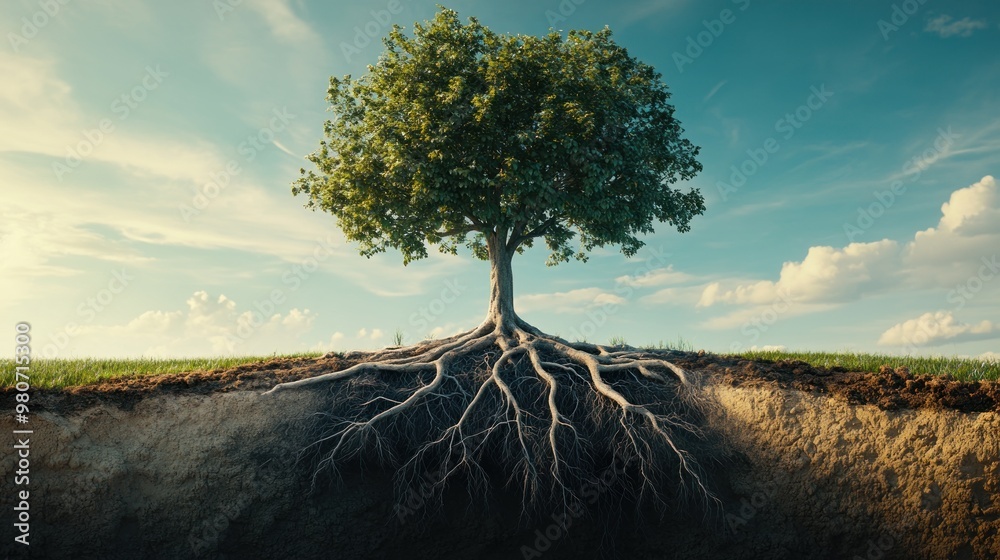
[2,374,998,559]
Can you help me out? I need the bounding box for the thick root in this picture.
[263,322,720,521]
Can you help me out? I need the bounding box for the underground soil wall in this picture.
[1,381,997,559]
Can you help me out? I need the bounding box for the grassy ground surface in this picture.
[2,354,323,390]
[640,337,1000,382]
[2,348,997,390]
[729,349,1000,382]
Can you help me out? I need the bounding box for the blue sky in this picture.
[2,0,998,360]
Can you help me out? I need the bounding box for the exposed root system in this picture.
[264,319,720,520]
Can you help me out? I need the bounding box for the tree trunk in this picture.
[486,233,518,333]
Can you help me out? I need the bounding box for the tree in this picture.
[267,7,715,520]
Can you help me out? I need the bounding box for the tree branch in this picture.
[435,217,483,238]
[507,215,558,252]
[435,225,477,237]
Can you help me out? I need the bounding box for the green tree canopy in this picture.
[294,8,704,267]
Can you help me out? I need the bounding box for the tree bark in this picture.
[486,233,518,333]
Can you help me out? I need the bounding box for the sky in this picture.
[2,0,999,360]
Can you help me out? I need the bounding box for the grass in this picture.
[645,336,696,352]
[730,349,1000,382]
[629,336,999,381]
[1,353,322,390]
[3,346,998,390]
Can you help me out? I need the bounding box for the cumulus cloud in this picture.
[936,175,999,234]
[696,176,1000,327]
[517,288,627,314]
[314,331,369,354]
[639,285,708,306]
[616,266,695,288]
[313,326,408,353]
[427,323,474,340]
[698,240,899,307]
[62,291,317,357]
[924,15,988,38]
[698,303,835,331]
[905,176,1000,280]
[878,311,997,347]
[356,328,385,341]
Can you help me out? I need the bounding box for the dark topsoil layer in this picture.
[15,350,1000,414]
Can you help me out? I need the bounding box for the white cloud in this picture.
[1,146,463,309]
[201,0,326,94]
[904,175,1000,285]
[639,285,707,305]
[695,176,1000,326]
[698,240,899,306]
[878,311,997,347]
[125,309,184,334]
[0,53,78,156]
[517,288,627,314]
[67,290,317,357]
[698,303,836,331]
[925,175,997,235]
[616,266,695,288]
[0,52,224,182]
[311,332,345,353]
[313,327,395,353]
[356,328,384,341]
[427,323,472,340]
[244,0,322,45]
[925,15,988,38]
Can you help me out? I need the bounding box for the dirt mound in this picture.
[681,353,1000,413]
